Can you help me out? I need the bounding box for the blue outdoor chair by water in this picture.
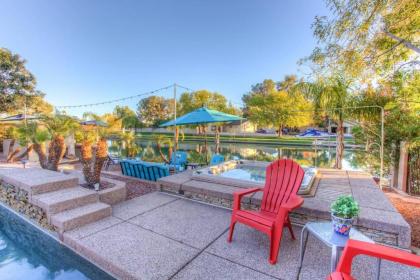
[167,151,188,172]
[210,154,225,166]
[120,160,169,181]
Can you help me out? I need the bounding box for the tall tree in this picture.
[137,96,172,127]
[298,76,354,169]
[351,70,420,174]
[0,48,47,113]
[7,94,54,115]
[178,90,239,116]
[303,0,420,79]
[113,105,139,130]
[243,78,312,137]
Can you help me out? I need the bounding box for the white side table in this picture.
[298,221,381,279]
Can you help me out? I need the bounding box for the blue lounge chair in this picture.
[210,154,225,166]
[167,151,188,172]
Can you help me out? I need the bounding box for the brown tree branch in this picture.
[384,30,420,54]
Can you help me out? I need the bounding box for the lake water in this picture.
[109,139,371,172]
[0,205,114,280]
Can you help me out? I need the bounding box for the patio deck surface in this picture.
[63,192,420,280]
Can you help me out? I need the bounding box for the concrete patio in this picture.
[158,168,411,249]
[63,192,420,280]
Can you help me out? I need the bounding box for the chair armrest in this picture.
[281,195,304,211]
[232,188,263,211]
[336,239,420,275]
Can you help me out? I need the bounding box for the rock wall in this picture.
[0,182,54,231]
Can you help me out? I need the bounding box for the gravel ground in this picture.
[385,191,420,249]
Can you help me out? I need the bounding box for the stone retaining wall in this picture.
[0,182,54,231]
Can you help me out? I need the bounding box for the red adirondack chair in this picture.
[227,159,305,264]
[327,240,420,280]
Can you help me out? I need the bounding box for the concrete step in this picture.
[51,202,112,232]
[30,176,79,195]
[31,187,98,216]
[0,168,79,195]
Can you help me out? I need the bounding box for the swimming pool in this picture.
[193,160,318,195]
[218,165,266,182]
[0,204,114,280]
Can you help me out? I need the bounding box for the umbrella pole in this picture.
[205,127,208,165]
[173,83,177,154]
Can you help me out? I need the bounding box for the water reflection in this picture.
[109,140,369,172]
[0,206,114,280]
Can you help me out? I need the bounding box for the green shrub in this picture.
[331,195,360,219]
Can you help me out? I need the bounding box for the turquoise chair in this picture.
[121,160,170,181]
[168,151,188,171]
[132,162,147,179]
[146,164,170,181]
[210,154,225,166]
[120,160,135,176]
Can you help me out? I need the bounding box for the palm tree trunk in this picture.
[81,140,95,186]
[92,138,107,184]
[7,147,20,162]
[278,125,283,137]
[9,145,34,162]
[334,119,344,169]
[47,135,66,171]
[33,143,48,169]
[156,142,169,163]
[7,139,16,161]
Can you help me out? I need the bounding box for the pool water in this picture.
[217,165,317,190]
[0,205,114,280]
[218,166,266,182]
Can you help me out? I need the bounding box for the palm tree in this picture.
[17,115,78,170]
[43,115,79,170]
[81,136,108,187]
[298,76,353,169]
[155,135,173,163]
[120,131,141,158]
[5,126,20,162]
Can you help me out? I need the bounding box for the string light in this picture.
[55,84,175,109]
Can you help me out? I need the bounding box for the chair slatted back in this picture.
[170,151,188,166]
[120,161,128,175]
[210,154,225,166]
[120,161,132,176]
[121,160,170,181]
[261,159,305,214]
[147,165,170,181]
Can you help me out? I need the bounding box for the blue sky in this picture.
[0,0,328,116]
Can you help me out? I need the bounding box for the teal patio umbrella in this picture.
[160,107,243,127]
[160,107,244,163]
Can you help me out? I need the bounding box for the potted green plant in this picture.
[331,195,360,236]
